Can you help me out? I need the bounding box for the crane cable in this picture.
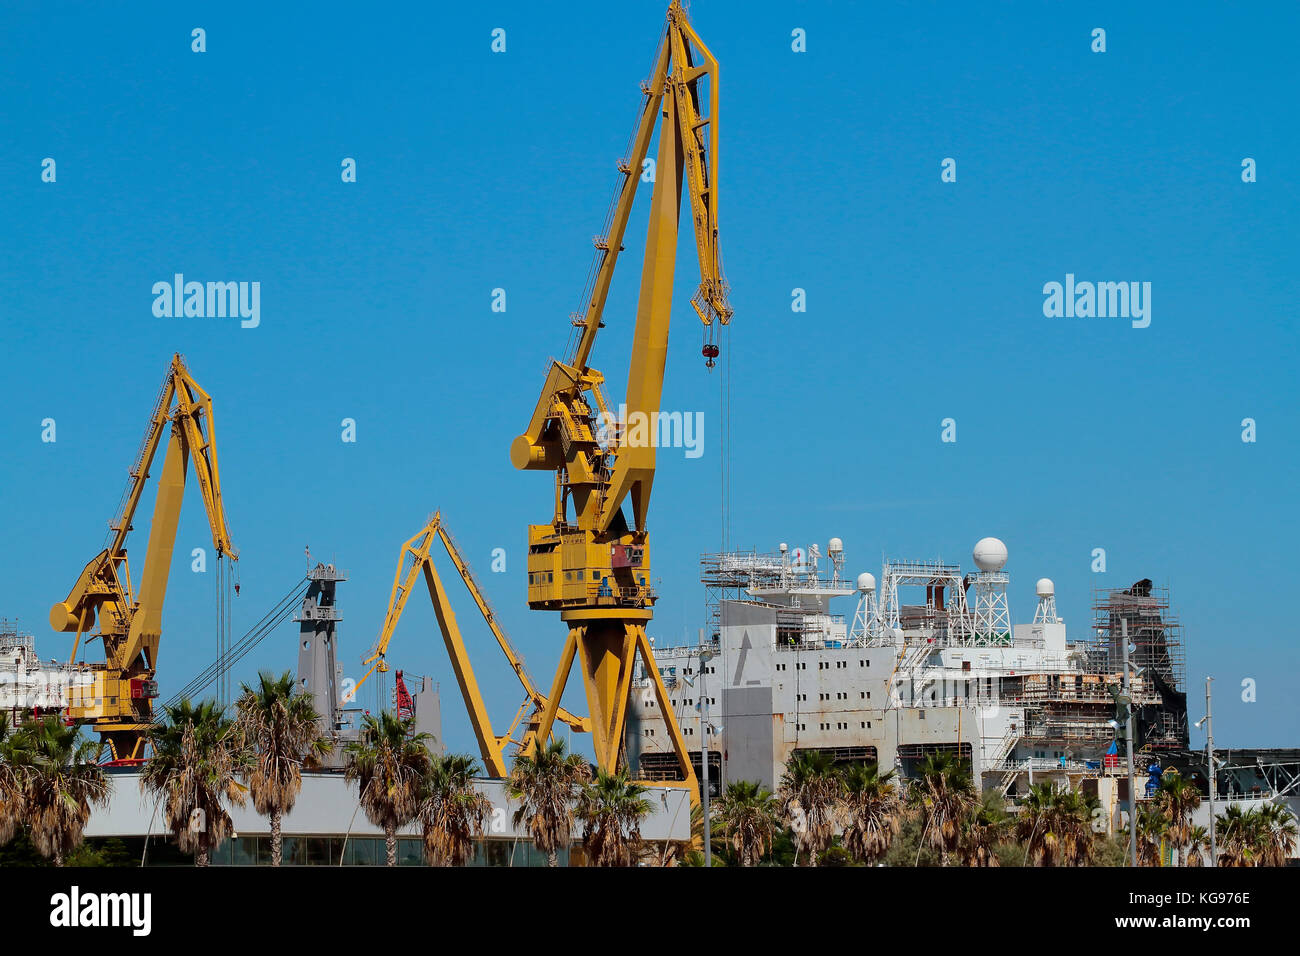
[164,576,308,712]
[720,323,731,554]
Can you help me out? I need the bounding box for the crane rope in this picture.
[163,576,308,712]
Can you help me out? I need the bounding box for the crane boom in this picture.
[356,512,587,777]
[49,353,238,760]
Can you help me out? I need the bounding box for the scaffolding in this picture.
[879,560,973,645]
[700,546,849,640]
[1090,580,1188,750]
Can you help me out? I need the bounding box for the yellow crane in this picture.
[510,1,731,792]
[49,354,238,760]
[355,512,588,777]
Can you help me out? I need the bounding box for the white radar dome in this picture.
[1036,578,1055,598]
[973,537,1008,572]
[856,572,876,593]
[829,537,843,553]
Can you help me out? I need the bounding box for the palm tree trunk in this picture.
[197,845,209,867]
[271,809,282,867]
[54,848,64,867]
[547,850,558,867]
[386,828,397,866]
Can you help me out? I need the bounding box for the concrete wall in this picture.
[84,771,691,843]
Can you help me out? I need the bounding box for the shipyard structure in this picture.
[627,536,1193,816]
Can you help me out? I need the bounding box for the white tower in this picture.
[970,537,1011,646]
[850,572,878,642]
[1033,577,1060,624]
[828,537,844,586]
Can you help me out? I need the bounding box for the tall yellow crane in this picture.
[49,354,238,760]
[355,512,587,777]
[510,1,731,792]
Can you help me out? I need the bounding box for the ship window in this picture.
[919,711,925,720]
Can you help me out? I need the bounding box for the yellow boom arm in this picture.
[511,0,731,535]
[357,512,588,776]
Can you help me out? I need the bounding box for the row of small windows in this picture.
[797,721,874,732]
[777,659,873,672]
[530,571,643,584]
[660,665,713,677]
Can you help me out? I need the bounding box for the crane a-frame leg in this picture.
[533,609,699,799]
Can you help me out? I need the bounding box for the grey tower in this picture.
[295,563,349,763]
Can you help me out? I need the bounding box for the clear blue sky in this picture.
[2,1,1296,752]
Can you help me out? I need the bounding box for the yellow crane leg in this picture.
[422,559,507,777]
[532,610,698,802]
[531,630,580,757]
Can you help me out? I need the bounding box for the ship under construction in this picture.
[626,535,1194,814]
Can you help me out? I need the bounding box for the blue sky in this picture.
[1,1,1296,753]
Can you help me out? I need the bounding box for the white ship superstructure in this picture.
[0,619,92,723]
[627,536,1187,799]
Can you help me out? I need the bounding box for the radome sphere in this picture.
[1036,577,1055,598]
[857,572,876,592]
[973,537,1008,572]
[829,537,843,553]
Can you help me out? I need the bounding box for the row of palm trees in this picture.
[0,713,111,865]
[1131,769,1297,867]
[4,692,1297,867]
[710,750,995,866]
[710,751,1299,867]
[0,673,661,868]
[142,673,663,867]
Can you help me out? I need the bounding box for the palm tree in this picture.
[907,752,975,866]
[1017,782,1065,867]
[575,768,653,867]
[959,791,1010,867]
[1134,802,1169,866]
[1258,802,1298,867]
[10,716,110,866]
[1060,786,1100,865]
[142,699,250,866]
[1016,782,1097,866]
[714,780,779,866]
[0,714,25,847]
[778,750,844,866]
[234,670,333,866]
[840,763,902,866]
[420,753,492,866]
[1216,805,1263,867]
[506,739,590,867]
[344,711,432,866]
[1155,771,1201,867]
[1185,825,1209,867]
